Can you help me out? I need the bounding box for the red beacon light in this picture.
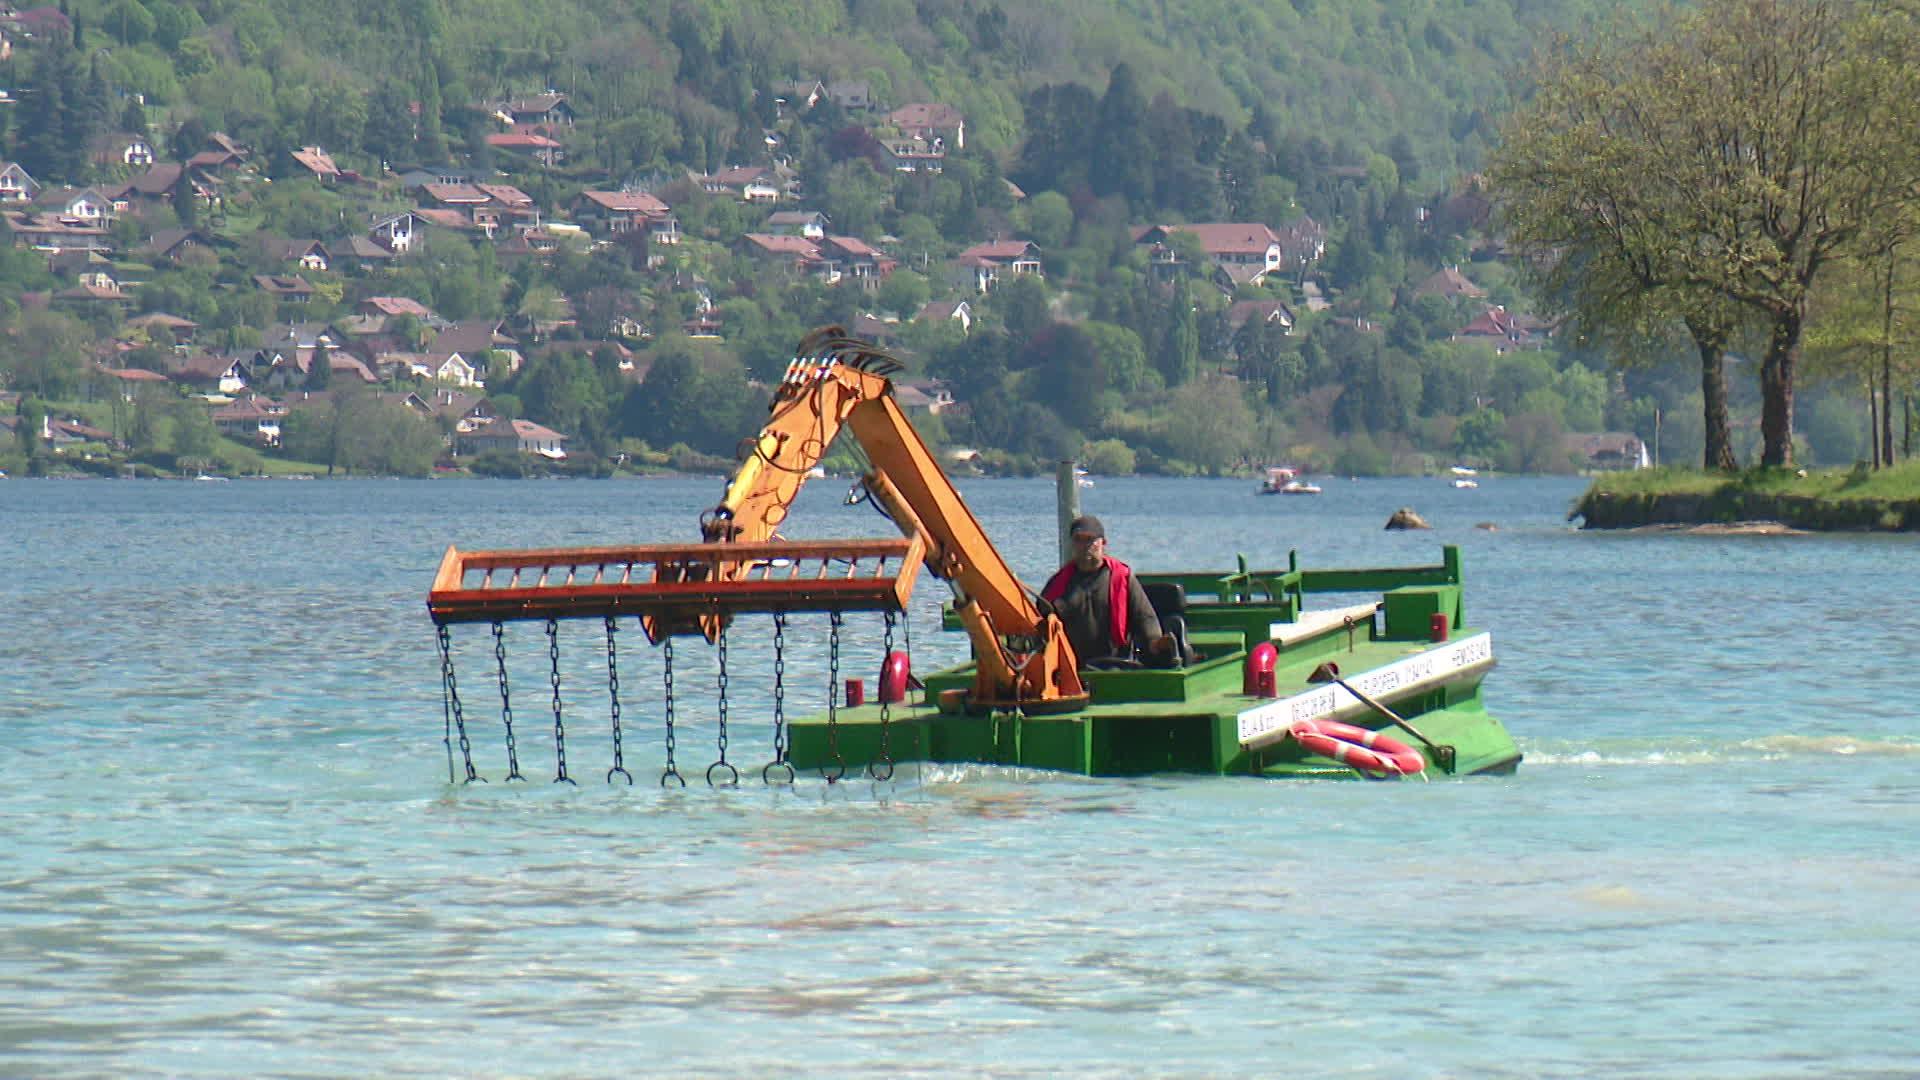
[1244,641,1278,698]
[879,649,916,703]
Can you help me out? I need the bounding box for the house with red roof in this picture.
[955,240,1043,293]
[289,146,341,183]
[573,190,672,237]
[814,236,897,286]
[209,394,286,446]
[887,104,965,150]
[739,232,822,271]
[502,93,575,129]
[4,209,110,252]
[1133,223,1289,285]
[1225,298,1296,337]
[458,416,569,459]
[486,132,563,167]
[1413,266,1487,300]
[700,166,781,202]
[359,296,436,321]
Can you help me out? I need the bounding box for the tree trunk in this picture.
[1759,310,1801,467]
[1866,374,1881,466]
[1882,259,1896,466]
[1867,377,1881,469]
[1687,318,1738,471]
[1699,342,1738,471]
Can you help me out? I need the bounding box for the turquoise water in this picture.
[3,475,1917,1078]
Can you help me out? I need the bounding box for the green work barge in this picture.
[788,545,1519,780]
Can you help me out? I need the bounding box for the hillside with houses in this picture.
[3,0,1858,478]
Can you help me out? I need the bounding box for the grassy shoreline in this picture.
[1573,463,1920,531]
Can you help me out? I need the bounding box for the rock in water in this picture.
[1385,507,1431,530]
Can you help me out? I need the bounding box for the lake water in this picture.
[2,474,1916,1078]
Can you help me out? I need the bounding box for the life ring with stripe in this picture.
[1288,718,1426,776]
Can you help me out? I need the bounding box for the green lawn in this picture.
[1587,461,1920,501]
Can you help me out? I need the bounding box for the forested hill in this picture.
[59,0,1610,188]
[17,0,1771,483]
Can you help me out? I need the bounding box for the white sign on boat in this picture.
[1236,632,1495,749]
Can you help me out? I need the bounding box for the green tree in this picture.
[1025,323,1109,432]
[618,339,757,455]
[2,311,90,398]
[874,270,930,319]
[995,273,1051,345]
[1156,276,1199,387]
[1453,407,1507,465]
[17,38,80,182]
[1491,0,1920,467]
[169,397,216,459]
[1159,375,1255,473]
[1022,190,1074,250]
[1090,63,1153,208]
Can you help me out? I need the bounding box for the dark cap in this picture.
[1069,515,1105,540]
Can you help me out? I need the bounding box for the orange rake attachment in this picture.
[427,536,925,641]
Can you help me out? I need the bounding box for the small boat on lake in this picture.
[1259,466,1310,495]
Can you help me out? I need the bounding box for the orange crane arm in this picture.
[702,330,1086,710]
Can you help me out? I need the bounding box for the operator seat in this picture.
[1141,582,1197,668]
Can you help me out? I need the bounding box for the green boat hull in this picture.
[787,546,1520,781]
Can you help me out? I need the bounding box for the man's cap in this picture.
[1069,515,1105,539]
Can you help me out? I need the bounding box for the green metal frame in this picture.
[797,546,1516,781]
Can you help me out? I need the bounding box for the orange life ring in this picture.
[1288,718,1426,776]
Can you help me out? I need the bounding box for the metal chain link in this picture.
[546,617,575,785]
[869,610,896,781]
[707,620,738,786]
[437,622,482,784]
[823,611,846,782]
[660,636,684,786]
[491,621,524,781]
[604,616,631,784]
[763,613,795,784]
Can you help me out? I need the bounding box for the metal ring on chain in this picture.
[492,621,525,781]
[546,617,575,785]
[437,622,483,784]
[708,618,736,786]
[764,612,795,785]
[605,616,632,785]
[661,636,685,787]
[822,611,847,783]
[868,609,897,782]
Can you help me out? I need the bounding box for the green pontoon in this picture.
[787,545,1517,780]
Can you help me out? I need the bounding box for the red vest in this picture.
[1041,556,1133,652]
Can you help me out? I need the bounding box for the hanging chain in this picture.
[823,611,846,782]
[707,619,739,786]
[604,616,631,784]
[546,617,575,785]
[660,636,684,786]
[437,622,482,784]
[902,604,913,701]
[868,610,897,781]
[492,621,524,781]
[763,612,795,784]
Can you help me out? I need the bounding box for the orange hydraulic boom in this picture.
[427,327,1086,713]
